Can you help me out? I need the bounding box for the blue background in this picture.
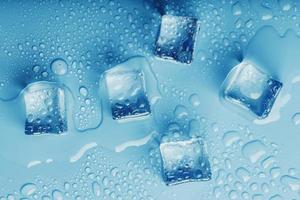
[0,0,299,199]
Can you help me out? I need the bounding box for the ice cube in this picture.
[159,137,211,185]
[23,82,67,135]
[104,67,151,120]
[221,61,282,118]
[155,15,199,64]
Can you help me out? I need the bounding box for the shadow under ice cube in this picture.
[159,138,211,186]
[155,15,199,64]
[221,62,282,118]
[23,82,67,135]
[104,67,151,120]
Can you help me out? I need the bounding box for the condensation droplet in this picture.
[292,113,300,126]
[189,93,201,107]
[51,58,68,75]
[280,175,300,191]
[20,183,37,196]
[242,140,266,163]
[79,86,89,97]
[52,190,64,200]
[222,131,241,147]
[92,181,101,197]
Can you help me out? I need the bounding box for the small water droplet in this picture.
[79,86,88,97]
[292,113,300,126]
[51,58,68,75]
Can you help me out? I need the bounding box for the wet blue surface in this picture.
[0,0,300,199]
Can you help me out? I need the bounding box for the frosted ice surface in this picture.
[104,67,151,120]
[23,82,67,135]
[155,15,199,64]
[159,137,211,185]
[221,62,282,118]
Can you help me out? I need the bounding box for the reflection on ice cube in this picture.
[159,137,211,186]
[155,15,199,64]
[104,66,151,120]
[221,61,282,118]
[23,82,67,135]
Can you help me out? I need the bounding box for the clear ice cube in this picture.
[221,61,282,118]
[104,67,151,120]
[159,137,211,186]
[23,82,67,135]
[155,15,199,64]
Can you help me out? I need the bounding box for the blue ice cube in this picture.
[155,15,199,64]
[23,82,67,135]
[104,67,151,120]
[221,61,282,118]
[159,137,211,185]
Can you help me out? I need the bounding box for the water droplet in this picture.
[269,194,283,200]
[92,181,101,197]
[20,183,37,196]
[228,190,239,199]
[189,93,201,107]
[235,167,251,182]
[222,131,241,147]
[270,167,281,178]
[292,113,300,126]
[51,58,68,75]
[174,105,188,119]
[52,190,64,200]
[261,156,276,169]
[242,140,266,163]
[32,65,40,73]
[280,175,300,191]
[79,86,88,97]
[278,0,292,11]
[232,2,242,16]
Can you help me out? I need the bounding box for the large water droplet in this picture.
[188,93,201,107]
[174,105,188,119]
[278,0,292,11]
[222,131,241,147]
[51,58,68,75]
[269,195,283,200]
[92,181,101,197]
[235,167,251,182]
[242,140,266,163]
[280,175,300,191]
[231,2,242,16]
[292,113,300,126]
[20,183,37,196]
[52,190,64,200]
